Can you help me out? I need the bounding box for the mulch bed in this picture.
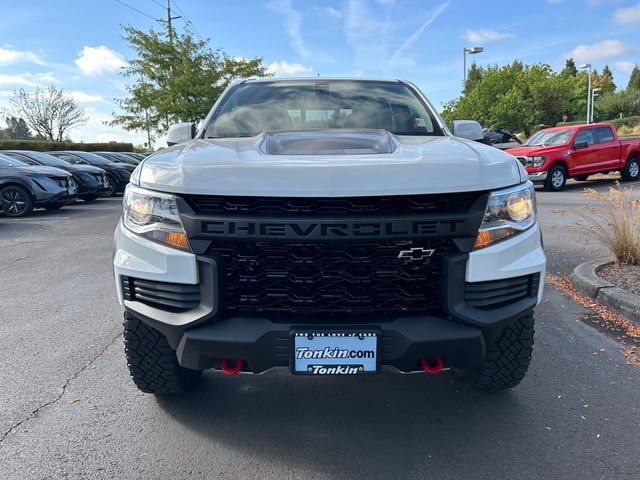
[598,263,640,296]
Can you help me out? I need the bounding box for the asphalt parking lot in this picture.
[2,180,640,479]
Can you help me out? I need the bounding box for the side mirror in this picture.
[166,122,196,146]
[452,120,484,142]
[573,140,588,150]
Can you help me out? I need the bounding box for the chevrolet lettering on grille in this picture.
[200,219,467,240]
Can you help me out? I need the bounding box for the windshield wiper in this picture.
[207,133,257,139]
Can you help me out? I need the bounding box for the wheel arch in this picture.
[547,158,569,173]
[0,179,37,201]
[625,149,640,162]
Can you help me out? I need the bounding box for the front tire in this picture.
[621,156,640,182]
[103,176,117,197]
[0,185,34,217]
[544,165,567,191]
[124,312,202,394]
[472,312,535,391]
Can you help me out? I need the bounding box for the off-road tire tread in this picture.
[123,312,202,394]
[473,313,534,391]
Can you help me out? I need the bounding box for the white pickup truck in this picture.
[113,78,546,394]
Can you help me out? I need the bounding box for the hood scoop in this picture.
[260,129,397,156]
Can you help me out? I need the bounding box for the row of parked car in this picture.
[0,150,148,217]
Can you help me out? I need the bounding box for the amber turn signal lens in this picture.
[147,230,191,252]
[473,229,514,249]
[164,231,190,251]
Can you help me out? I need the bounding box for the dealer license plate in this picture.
[292,331,378,375]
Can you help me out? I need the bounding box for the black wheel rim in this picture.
[1,188,28,216]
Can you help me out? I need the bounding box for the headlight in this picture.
[30,176,61,191]
[474,181,536,249]
[525,155,545,168]
[123,184,191,252]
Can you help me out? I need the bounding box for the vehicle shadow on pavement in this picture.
[155,371,545,478]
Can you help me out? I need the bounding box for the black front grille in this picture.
[185,192,482,216]
[209,239,455,316]
[464,273,540,310]
[121,276,200,312]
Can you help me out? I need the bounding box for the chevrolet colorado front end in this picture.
[113,78,546,394]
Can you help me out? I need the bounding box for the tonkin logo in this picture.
[397,247,435,262]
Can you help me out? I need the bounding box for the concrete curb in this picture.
[571,258,640,326]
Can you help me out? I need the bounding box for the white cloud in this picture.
[614,61,637,73]
[566,40,633,62]
[267,61,313,76]
[69,91,106,103]
[0,46,42,65]
[75,46,126,76]
[270,1,310,59]
[464,29,514,44]
[613,2,640,25]
[0,72,56,87]
[314,6,341,18]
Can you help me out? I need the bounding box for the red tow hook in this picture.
[421,357,444,375]
[221,358,243,375]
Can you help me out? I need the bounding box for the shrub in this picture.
[555,116,640,129]
[609,116,640,130]
[0,139,134,152]
[580,184,640,265]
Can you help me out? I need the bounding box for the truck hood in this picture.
[506,145,568,157]
[138,133,524,197]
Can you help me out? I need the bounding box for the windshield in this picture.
[25,151,72,167]
[204,80,444,138]
[0,153,28,167]
[524,129,575,147]
[74,152,115,165]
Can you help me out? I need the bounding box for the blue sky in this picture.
[1,0,639,144]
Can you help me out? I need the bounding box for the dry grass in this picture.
[618,125,640,136]
[579,184,640,265]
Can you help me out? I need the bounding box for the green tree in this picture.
[442,61,573,135]
[464,62,483,94]
[1,116,32,139]
[595,89,640,119]
[111,25,271,139]
[628,65,640,91]
[561,58,578,77]
[594,65,616,94]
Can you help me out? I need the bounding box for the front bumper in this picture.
[527,171,547,182]
[114,221,546,373]
[175,314,484,372]
[34,189,77,206]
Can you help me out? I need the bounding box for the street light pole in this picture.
[463,46,484,92]
[579,63,592,124]
[591,88,602,124]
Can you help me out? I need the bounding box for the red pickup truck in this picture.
[506,122,640,191]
